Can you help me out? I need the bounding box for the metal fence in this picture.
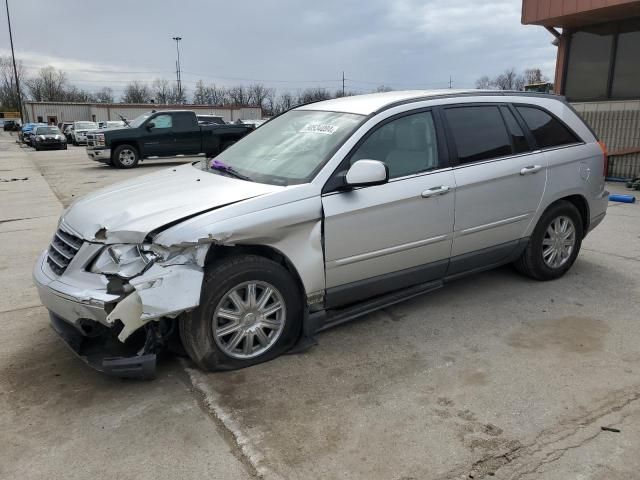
[572,100,640,179]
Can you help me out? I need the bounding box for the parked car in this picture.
[58,122,73,135]
[85,110,254,168]
[21,123,47,145]
[32,126,67,151]
[63,124,74,143]
[98,120,126,129]
[33,90,609,378]
[3,119,21,131]
[70,121,98,145]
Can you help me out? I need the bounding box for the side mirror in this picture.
[146,122,155,130]
[345,160,389,187]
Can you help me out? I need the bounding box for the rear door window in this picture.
[173,112,196,131]
[500,106,530,154]
[515,106,580,149]
[444,106,512,164]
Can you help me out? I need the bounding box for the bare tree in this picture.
[227,85,250,106]
[475,75,493,89]
[246,83,275,108]
[493,68,523,90]
[274,91,296,114]
[0,56,25,111]
[523,68,547,85]
[152,78,172,103]
[298,87,333,104]
[122,81,152,103]
[25,66,69,101]
[192,80,209,104]
[64,86,94,102]
[376,85,394,92]
[94,87,114,103]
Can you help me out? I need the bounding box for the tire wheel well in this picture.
[111,142,140,158]
[554,195,589,236]
[203,244,305,297]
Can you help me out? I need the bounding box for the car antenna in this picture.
[118,113,131,127]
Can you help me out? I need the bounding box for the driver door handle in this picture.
[421,185,451,198]
[520,165,542,175]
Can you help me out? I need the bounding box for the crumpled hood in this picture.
[62,163,284,243]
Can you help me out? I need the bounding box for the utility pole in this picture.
[342,71,345,96]
[172,36,182,102]
[5,0,23,121]
[449,75,453,89]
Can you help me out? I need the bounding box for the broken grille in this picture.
[47,228,83,275]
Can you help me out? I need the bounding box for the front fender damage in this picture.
[86,244,208,379]
[108,264,204,342]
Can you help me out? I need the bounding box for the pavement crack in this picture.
[0,214,52,225]
[450,389,640,480]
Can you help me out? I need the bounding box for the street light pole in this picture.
[4,0,23,121]
[172,36,182,102]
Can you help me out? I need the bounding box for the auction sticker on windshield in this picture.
[300,124,338,135]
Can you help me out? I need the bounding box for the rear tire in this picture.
[514,200,583,281]
[180,255,302,371]
[112,144,140,168]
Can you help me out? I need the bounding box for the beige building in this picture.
[24,102,263,125]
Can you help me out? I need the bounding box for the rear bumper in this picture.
[87,147,111,162]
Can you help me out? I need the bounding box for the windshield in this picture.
[36,127,60,135]
[75,122,97,130]
[204,110,364,185]
[129,113,152,128]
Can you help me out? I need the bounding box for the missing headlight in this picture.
[90,244,157,279]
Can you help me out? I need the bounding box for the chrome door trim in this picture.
[458,213,532,237]
[330,234,450,268]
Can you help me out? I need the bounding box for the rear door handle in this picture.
[520,165,542,175]
[421,185,451,198]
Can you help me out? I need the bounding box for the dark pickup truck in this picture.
[86,110,254,168]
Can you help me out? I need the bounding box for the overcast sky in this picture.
[1,0,556,96]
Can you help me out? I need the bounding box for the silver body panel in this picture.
[33,90,608,345]
[323,169,455,287]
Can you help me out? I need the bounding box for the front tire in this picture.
[112,144,140,168]
[514,200,583,281]
[180,255,302,371]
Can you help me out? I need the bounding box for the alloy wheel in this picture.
[542,215,576,269]
[212,281,286,359]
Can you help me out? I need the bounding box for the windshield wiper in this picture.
[209,159,253,182]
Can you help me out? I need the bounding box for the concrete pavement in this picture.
[0,135,253,480]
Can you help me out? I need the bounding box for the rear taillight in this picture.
[598,141,608,177]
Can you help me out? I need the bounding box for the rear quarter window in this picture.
[516,106,580,149]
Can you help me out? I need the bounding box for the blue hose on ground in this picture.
[605,177,630,183]
[609,194,636,203]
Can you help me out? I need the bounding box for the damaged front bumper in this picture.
[33,248,204,379]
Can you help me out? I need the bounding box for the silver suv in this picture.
[33,90,609,378]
